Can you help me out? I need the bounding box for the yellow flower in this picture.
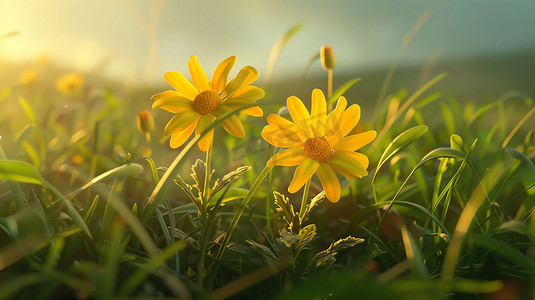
[56,73,83,94]
[152,55,264,151]
[19,69,38,85]
[262,89,376,203]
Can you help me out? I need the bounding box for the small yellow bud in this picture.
[320,45,337,70]
[137,110,155,133]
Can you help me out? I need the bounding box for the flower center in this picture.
[303,137,331,162]
[192,90,222,115]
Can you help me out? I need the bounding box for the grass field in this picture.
[1,25,535,300]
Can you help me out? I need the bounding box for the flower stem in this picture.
[201,143,213,221]
[216,165,273,261]
[145,132,152,156]
[197,142,213,287]
[327,69,334,111]
[328,69,333,99]
[298,179,311,221]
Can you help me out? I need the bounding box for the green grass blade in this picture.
[327,77,361,104]
[372,125,428,201]
[0,146,25,209]
[400,226,429,278]
[118,240,186,296]
[0,159,92,238]
[216,165,272,260]
[265,23,304,84]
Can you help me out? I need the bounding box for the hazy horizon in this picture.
[2,0,535,85]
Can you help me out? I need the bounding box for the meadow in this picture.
[0,25,534,300]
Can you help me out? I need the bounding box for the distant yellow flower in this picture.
[152,55,264,151]
[19,69,38,85]
[56,73,83,94]
[262,89,376,203]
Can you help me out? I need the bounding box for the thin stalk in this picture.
[197,143,213,287]
[298,179,311,221]
[265,145,276,242]
[145,132,152,156]
[327,69,333,111]
[201,143,213,223]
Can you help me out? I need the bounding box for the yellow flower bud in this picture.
[137,110,155,133]
[320,45,336,70]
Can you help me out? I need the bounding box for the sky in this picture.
[1,0,535,84]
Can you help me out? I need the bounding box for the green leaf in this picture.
[190,159,208,199]
[505,148,535,195]
[210,165,251,198]
[172,188,247,214]
[466,232,535,270]
[303,191,326,223]
[17,97,36,123]
[78,163,144,191]
[327,77,361,104]
[450,134,464,152]
[309,236,364,270]
[246,240,278,264]
[373,125,428,186]
[0,160,44,185]
[401,226,429,278]
[273,191,295,228]
[0,146,25,209]
[295,224,316,254]
[279,228,301,247]
[144,156,160,184]
[0,159,91,238]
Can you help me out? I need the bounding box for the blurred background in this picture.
[1,0,535,103]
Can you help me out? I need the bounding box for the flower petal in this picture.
[188,55,209,91]
[266,148,306,167]
[325,96,347,138]
[164,71,198,99]
[164,110,200,136]
[287,96,313,139]
[224,66,259,96]
[340,104,361,136]
[311,89,327,136]
[266,114,306,142]
[231,86,265,101]
[195,114,214,151]
[332,131,377,151]
[213,105,245,138]
[211,56,236,93]
[169,120,198,149]
[267,113,293,127]
[152,96,192,113]
[151,90,180,102]
[335,151,369,169]
[317,164,341,203]
[223,98,263,117]
[240,106,263,117]
[288,158,319,193]
[327,151,368,178]
[262,125,303,148]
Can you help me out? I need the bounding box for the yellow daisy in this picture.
[56,73,83,94]
[152,55,264,151]
[262,89,376,203]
